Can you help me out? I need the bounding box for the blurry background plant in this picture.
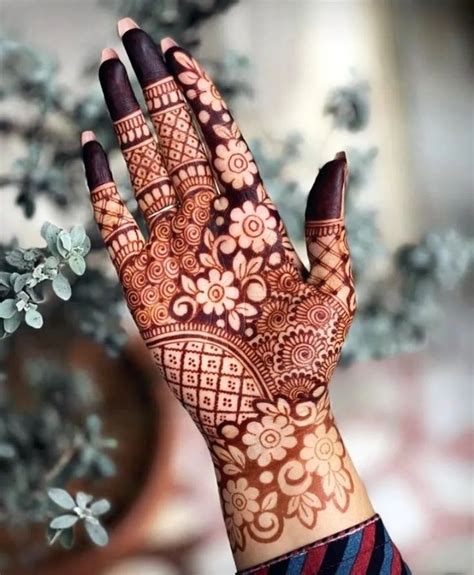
[0,0,472,567]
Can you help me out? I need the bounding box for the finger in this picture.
[82,131,145,273]
[161,38,267,202]
[304,153,356,315]
[118,19,215,204]
[99,49,177,229]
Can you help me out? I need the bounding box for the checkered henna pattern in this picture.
[83,31,358,559]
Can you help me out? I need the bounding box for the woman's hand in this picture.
[82,19,373,570]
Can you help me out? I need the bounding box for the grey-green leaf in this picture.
[70,225,86,248]
[25,308,43,329]
[75,491,93,509]
[4,312,22,333]
[41,222,61,255]
[68,254,86,276]
[13,274,28,293]
[52,274,71,301]
[50,514,79,529]
[44,256,59,272]
[48,488,76,510]
[90,499,110,516]
[85,520,109,547]
[57,231,72,256]
[0,272,11,287]
[81,235,91,256]
[0,299,17,319]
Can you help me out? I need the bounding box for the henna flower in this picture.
[196,269,239,315]
[275,327,325,373]
[175,52,224,112]
[256,298,293,334]
[222,478,260,527]
[300,424,343,476]
[195,73,224,111]
[243,414,297,467]
[214,140,258,190]
[229,201,277,253]
[278,374,317,401]
[267,263,301,294]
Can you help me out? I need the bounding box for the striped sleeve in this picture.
[237,515,411,575]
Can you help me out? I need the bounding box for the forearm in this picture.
[211,396,374,570]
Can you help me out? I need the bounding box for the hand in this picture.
[82,19,373,569]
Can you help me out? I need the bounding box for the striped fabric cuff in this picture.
[237,515,411,575]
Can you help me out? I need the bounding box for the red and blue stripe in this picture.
[239,516,411,575]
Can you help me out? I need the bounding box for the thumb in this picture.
[304,152,356,315]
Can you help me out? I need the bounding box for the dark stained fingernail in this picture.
[99,57,140,121]
[122,27,169,87]
[305,156,347,221]
[82,140,113,190]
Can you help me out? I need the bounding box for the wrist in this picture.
[211,392,374,570]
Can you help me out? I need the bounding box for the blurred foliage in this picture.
[0,223,91,336]
[0,357,114,549]
[0,0,472,563]
[324,80,370,132]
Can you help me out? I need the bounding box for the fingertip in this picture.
[305,157,347,222]
[82,139,113,191]
[81,130,96,147]
[98,55,139,121]
[100,48,119,64]
[121,26,167,86]
[334,151,347,162]
[117,17,139,38]
[160,37,178,55]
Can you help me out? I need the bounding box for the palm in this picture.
[106,164,351,438]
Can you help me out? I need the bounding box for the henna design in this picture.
[305,219,356,314]
[144,78,215,199]
[165,48,263,197]
[85,33,357,555]
[214,391,353,550]
[99,57,177,229]
[123,28,216,201]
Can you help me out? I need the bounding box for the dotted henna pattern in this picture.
[87,40,357,553]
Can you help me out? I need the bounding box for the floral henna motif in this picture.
[87,36,357,555]
[169,50,261,193]
[214,391,353,551]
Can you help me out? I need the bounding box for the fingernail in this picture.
[334,151,346,162]
[81,130,96,146]
[160,37,178,53]
[117,17,139,38]
[100,48,119,64]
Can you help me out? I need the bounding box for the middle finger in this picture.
[118,19,216,203]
